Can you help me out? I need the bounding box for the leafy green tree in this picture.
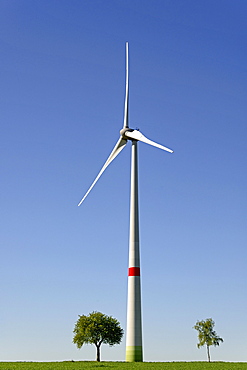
[73,311,124,362]
[193,318,223,362]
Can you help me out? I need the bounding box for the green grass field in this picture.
[0,362,246,370]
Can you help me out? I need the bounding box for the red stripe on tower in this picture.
[128,267,140,276]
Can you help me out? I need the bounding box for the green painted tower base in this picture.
[126,346,143,362]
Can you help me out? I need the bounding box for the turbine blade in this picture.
[125,130,173,153]
[123,42,129,129]
[78,137,127,206]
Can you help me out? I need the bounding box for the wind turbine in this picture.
[78,42,173,362]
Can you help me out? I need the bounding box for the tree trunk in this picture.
[207,345,211,362]
[96,344,101,362]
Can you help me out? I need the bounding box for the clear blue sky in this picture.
[1,0,246,362]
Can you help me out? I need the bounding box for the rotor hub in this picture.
[120,127,134,139]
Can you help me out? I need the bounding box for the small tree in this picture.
[73,311,124,362]
[193,318,223,362]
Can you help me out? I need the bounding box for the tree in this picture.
[193,318,223,362]
[73,311,124,362]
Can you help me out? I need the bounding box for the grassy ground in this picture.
[0,362,247,370]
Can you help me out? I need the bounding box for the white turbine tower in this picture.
[78,43,173,362]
